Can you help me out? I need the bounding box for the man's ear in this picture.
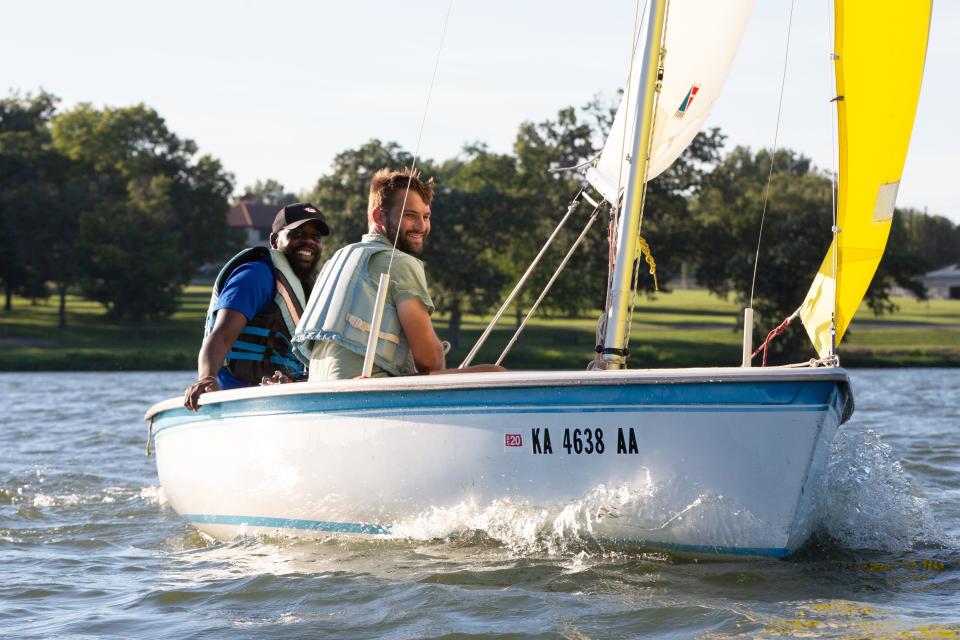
[269,232,279,249]
[371,207,388,234]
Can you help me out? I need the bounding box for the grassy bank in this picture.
[0,287,957,371]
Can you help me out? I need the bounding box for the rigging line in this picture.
[547,150,601,174]
[623,0,670,353]
[825,0,839,355]
[459,191,584,368]
[496,203,604,366]
[385,0,455,275]
[748,0,797,309]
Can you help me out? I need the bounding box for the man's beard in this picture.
[385,219,425,256]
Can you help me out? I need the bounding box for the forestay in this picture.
[800,0,932,357]
[585,0,755,203]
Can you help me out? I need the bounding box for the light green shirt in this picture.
[309,234,433,380]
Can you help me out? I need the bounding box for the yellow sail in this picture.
[800,0,932,357]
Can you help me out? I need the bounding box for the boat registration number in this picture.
[505,427,639,455]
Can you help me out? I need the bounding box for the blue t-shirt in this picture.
[213,260,275,390]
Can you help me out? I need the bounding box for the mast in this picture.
[601,0,668,370]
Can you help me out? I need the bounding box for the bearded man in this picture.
[184,203,329,410]
[295,168,504,380]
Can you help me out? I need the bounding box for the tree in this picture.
[51,103,234,320]
[688,146,927,362]
[898,208,960,270]
[428,145,528,348]
[503,104,613,325]
[306,139,413,252]
[505,105,726,326]
[307,139,523,348]
[242,178,298,207]
[0,91,61,311]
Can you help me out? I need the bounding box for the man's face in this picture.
[273,221,324,275]
[383,192,431,256]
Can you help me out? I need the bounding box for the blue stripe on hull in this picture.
[182,514,390,535]
[152,380,841,435]
[179,513,787,558]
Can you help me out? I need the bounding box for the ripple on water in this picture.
[1,370,960,638]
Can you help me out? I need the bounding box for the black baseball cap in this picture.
[272,202,330,236]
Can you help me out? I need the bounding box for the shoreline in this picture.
[2,287,957,372]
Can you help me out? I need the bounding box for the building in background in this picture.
[923,264,960,299]
[226,194,276,248]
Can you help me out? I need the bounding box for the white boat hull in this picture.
[146,367,851,558]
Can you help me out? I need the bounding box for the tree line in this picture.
[0,91,235,326]
[3,89,956,360]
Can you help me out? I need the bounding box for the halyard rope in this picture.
[748,0,797,309]
[637,235,659,291]
[385,0,455,274]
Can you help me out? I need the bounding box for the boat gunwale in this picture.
[145,366,851,421]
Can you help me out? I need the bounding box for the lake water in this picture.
[1,370,958,638]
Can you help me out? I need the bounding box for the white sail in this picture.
[586,0,756,203]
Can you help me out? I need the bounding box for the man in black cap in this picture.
[184,203,330,411]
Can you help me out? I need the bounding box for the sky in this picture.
[4,1,958,221]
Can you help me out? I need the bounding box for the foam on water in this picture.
[816,428,946,552]
[388,426,946,558]
[390,469,778,556]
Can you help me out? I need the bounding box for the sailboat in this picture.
[144,0,931,558]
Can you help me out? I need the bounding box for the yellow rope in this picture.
[637,234,659,292]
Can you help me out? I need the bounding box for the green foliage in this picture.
[306,139,413,251]
[300,106,727,352]
[78,178,185,319]
[242,178,298,207]
[896,208,960,270]
[688,146,930,362]
[49,102,235,320]
[1,286,957,372]
[428,146,527,347]
[0,91,61,309]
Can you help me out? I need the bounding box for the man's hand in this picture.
[189,309,248,411]
[184,375,219,411]
[261,371,293,385]
[396,297,445,373]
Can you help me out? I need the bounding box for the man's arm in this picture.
[184,309,248,411]
[396,297,445,373]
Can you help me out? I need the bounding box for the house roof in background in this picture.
[227,201,277,229]
[924,264,960,281]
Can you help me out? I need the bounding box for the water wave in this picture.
[386,426,948,559]
[816,428,947,552]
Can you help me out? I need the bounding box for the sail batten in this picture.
[800,0,932,357]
